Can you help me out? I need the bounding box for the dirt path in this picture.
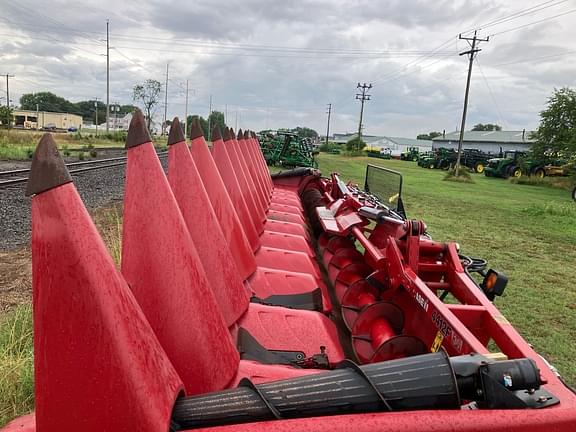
[0,248,31,315]
[0,203,123,319]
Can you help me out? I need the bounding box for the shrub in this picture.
[89,150,98,158]
[319,141,339,152]
[78,152,85,161]
[443,167,475,183]
[61,144,71,157]
[345,137,366,152]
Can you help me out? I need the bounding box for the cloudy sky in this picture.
[1,0,575,137]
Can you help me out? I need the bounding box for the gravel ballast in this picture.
[0,156,167,251]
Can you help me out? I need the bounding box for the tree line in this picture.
[17,92,135,125]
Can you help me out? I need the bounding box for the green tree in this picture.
[0,106,13,127]
[20,92,76,113]
[417,131,442,140]
[471,123,502,131]
[133,79,162,131]
[207,111,226,137]
[186,115,209,139]
[531,87,576,158]
[346,136,365,152]
[292,127,318,139]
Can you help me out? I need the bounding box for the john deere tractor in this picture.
[400,147,420,161]
[484,151,526,178]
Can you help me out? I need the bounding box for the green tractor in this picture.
[417,152,436,169]
[417,147,456,169]
[484,151,526,178]
[460,149,491,174]
[400,147,420,161]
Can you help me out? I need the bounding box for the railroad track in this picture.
[0,151,168,189]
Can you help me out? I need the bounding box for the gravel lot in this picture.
[0,155,167,251]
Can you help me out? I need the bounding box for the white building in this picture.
[332,133,432,157]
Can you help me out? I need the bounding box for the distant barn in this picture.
[432,130,534,155]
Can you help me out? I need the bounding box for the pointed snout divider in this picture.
[122,110,240,394]
[167,117,250,327]
[226,128,266,226]
[188,120,258,279]
[27,133,183,431]
[207,124,261,252]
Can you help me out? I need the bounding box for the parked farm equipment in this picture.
[259,130,318,168]
[366,147,392,160]
[484,151,526,178]
[400,146,420,161]
[419,148,491,173]
[4,109,576,432]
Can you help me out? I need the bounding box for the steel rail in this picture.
[0,151,168,188]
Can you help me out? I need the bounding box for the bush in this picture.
[345,137,366,152]
[319,141,339,152]
[78,152,85,161]
[26,149,33,159]
[61,144,71,157]
[89,150,98,158]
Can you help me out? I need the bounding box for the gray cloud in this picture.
[0,0,575,136]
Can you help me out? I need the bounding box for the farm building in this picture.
[12,109,83,130]
[332,133,432,157]
[432,130,534,154]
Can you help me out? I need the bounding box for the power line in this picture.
[462,0,569,34]
[475,58,506,129]
[489,7,576,36]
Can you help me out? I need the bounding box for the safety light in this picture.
[480,269,508,300]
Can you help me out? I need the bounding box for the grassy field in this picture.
[0,153,574,426]
[316,153,576,383]
[0,129,167,160]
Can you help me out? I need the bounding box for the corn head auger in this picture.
[3,111,576,432]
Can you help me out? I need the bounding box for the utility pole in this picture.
[356,82,372,150]
[36,104,39,130]
[455,30,489,176]
[106,20,110,133]
[325,103,332,146]
[207,94,212,141]
[184,79,189,139]
[1,74,14,108]
[162,62,169,136]
[94,98,100,136]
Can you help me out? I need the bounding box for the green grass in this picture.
[0,156,574,427]
[0,305,34,426]
[317,153,576,384]
[0,129,168,160]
